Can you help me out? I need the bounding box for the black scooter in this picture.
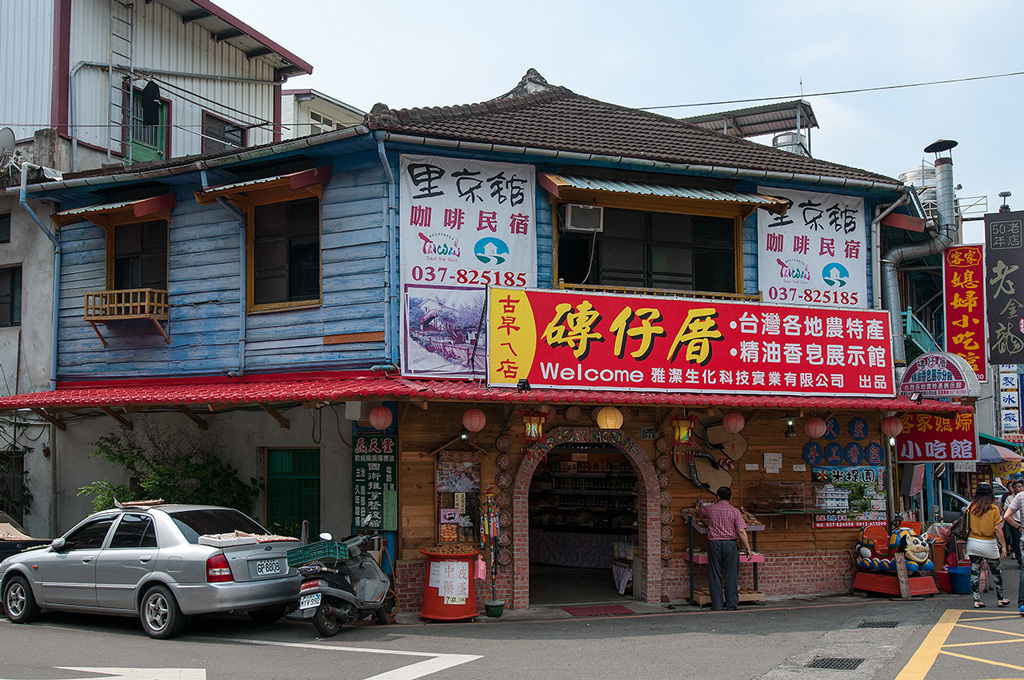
[293,533,393,637]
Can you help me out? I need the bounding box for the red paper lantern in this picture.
[881,416,903,438]
[804,416,827,439]
[462,408,486,433]
[368,405,393,431]
[722,411,745,434]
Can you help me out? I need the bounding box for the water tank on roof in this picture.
[899,163,937,205]
[773,132,808,156]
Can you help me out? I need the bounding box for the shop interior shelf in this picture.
[550,489,636,497]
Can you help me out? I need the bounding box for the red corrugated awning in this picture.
[0,375,972,414]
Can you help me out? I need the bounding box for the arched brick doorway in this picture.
[510,427,661,608]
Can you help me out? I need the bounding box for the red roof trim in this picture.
[189,0,313,76]
[1,377,972,414]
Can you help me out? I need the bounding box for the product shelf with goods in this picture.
[682,508,765,606]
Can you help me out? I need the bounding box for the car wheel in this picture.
[248,605,286,626]
[140,585,186,639]
[312,604,343,637]
[3,575,41,624]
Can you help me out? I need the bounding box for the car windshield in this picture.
[168,508,269,544]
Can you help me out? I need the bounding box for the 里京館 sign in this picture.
[486,287,895,397]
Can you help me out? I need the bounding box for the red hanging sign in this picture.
[943,245,987,382]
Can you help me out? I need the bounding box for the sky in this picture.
[218,0,1024,243]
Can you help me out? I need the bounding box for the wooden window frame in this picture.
[102,215,170,292]
[554,198,745,294]
[246,189,324,314]
[125,84,172,162]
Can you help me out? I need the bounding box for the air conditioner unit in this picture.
[561,204,604,233]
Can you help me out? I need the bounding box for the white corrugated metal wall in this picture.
[70,0,280,158]
[0,1,55,140]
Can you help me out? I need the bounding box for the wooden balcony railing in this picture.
[83,288,170,346]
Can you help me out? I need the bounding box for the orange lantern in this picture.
[462,408,486,433]
[368,405,393,431]
[804,416,827,439]
[596,406,624,430]
[722,411,745,434]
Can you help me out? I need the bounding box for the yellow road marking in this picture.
[959,614,1021,622]
[945,639,1024,648]
[955,624,1024,638]
[894,609,962,680]
[937,650,1024,672]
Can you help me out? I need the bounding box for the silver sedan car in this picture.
[0,504,301,638]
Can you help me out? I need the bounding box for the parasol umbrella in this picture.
[980,443,1022,464]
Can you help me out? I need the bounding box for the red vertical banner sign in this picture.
[943,245,987,383]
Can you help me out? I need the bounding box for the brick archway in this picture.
[510,427,662,608]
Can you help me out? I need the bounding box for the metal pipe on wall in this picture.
[376,136,397,365]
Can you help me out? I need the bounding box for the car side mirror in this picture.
[50,537,66,551]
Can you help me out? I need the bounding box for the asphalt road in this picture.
[1,568,1022,680]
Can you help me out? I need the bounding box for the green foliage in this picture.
[78,425,261,514]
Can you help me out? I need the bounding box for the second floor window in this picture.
[112,220,168,290]
[558,208,737,294]
[0,266,21,326]
[0,213,10,243]
[251,197,321,308]
[203,113,246,153]
[130,89,169,162]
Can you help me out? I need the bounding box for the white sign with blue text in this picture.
[757,187,868,309]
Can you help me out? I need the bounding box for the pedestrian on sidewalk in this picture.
[1001,480,1024,616]
[964,482,1009,609]
[698,486,753,611]
[1000,480,1024,568]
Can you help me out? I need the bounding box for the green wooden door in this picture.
[265,448,320,538]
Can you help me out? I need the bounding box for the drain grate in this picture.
[858,620,898,628]
[806,657,865,670]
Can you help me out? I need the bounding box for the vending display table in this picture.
[684,512,765,606]
[419,548,479,620]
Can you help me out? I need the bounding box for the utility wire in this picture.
[641,69,1024,110]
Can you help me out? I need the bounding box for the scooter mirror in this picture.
[319,532,333,541]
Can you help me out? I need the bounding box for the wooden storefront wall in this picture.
[394,402,889,609]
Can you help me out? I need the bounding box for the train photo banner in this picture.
[487,287,895,397]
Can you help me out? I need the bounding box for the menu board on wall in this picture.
[812,465,887,529]
[352,435,397,531]
[757,187,868,309]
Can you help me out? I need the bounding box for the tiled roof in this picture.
[366,70,900,187]
[0,376,968,414]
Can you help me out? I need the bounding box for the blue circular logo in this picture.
[803,442,823,466]
[845,442,865,466]
[824,442,843,465]
[474,237,510,265]
[821,262,850,288]
[849,417,868,441]
[865,442,883,465]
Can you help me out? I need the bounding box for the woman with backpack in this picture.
[963,483,1009,608]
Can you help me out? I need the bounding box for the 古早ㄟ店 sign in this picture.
[487,287,894,397]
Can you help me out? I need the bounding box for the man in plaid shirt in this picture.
[698,486,753,611]
[1002,480,1024,616]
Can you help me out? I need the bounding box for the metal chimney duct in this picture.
[881,140,958,370]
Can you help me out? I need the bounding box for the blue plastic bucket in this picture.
[947,566,971,594]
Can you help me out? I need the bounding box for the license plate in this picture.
[299,593,322,609]
[255,559,281,576]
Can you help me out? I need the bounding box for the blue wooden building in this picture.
[2,70,968,610]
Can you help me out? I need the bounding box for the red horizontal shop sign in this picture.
[487,287,895,398]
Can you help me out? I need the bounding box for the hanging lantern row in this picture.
[804,416,827,439]
[368,405,393,431]
[722,411,745,434]
[462,408,487,433]
[671,414,697,444]
[521,410,548,441]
